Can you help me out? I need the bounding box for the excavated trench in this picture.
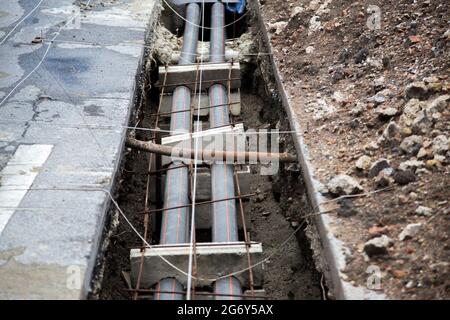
[90,6,324,300]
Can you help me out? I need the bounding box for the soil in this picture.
[255,0,450,299]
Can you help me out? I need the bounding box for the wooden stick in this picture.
[126,137,297,163]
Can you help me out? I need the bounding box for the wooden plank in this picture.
[130,242,264,288]
[159,90,241,117]
[158,62,241,92]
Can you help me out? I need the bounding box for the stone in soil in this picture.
[393,169,417,185]
[375,170,394,189]
[382,121,400,142]
[368,158,391,178]
[400,135,423,155]
[399,160,424,172]
[432,135,449,155]
[368,89,392,105]
[364,235,394,257]
[327,174,363,196]
[399,223,422,241]
[412,110,433,134]
[376,105,398,119]
[405,81,429,100]
[415,206,433,216]
[355,155,372,171]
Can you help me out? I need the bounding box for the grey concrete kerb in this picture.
[0,0,160,299]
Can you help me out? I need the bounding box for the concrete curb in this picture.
[251,1,385,300]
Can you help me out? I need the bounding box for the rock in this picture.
[354,48,369,64]
[425,159,442,169]
[400,99,425,127]
[327,174,363,196]
[409,192,418,200]
[373,76,386,92]
[434,154,446,163]
[427,82,443,93]
[417,147,432,159]
[399,160,424,172]
[367,57,382,68]
[349,118,360,129]
[375,170,394,188]
[399,223,422,241]
[316,182,329,194]
[267,21,288,35]
[405,82,429,100]
[291,221,300,228]
[305,46,315,54]
[307,98,336,120]
[363,235,394,257]
[355,155,372,171]
[368,158,391,178]
[432,135,449,155]
[262,211,271,217]
[400,135,423,155]
[412,110,433,134]
[393,170,417,185]
[286,163,300,177]
[350,102,366,116]
[382,121,400,141]
[368,89,393,105]
[332,91,346,104]
[376,105,398,119]
[426,95,450,120]
[401,127,412,137]
[332,67,345,82]
[255,192,266,203]
[415,206,433,216]
[444,29,450,39]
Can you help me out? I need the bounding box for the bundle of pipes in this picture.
[155,2,200,300]
[208,2,243,299]
[155,2,242,300]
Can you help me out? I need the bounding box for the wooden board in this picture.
[158,62,241,92]
[130,242,264,288]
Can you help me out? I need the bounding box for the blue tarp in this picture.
[226,0,246,14]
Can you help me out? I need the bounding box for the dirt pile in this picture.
[258,0,449,299]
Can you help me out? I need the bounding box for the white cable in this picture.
[0,0,46,46]
[186,1,206,301]
[0,0,93,107]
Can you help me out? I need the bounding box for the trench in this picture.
[90,4,324,300]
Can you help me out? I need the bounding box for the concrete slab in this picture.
[157,62,241,92]
[0,0,160,299]
[130,242,264,288]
